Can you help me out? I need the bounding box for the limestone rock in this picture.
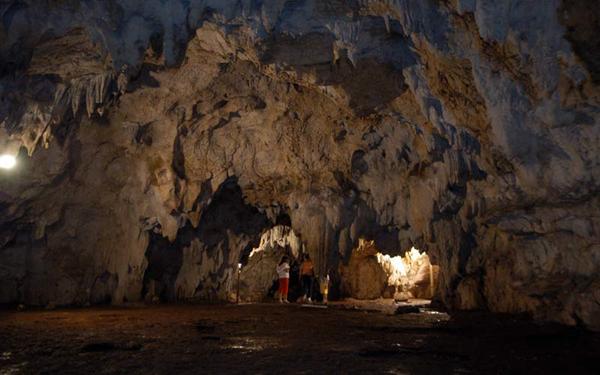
[0,0,598,331]
[341,241,438,300]
[237,226,301,302]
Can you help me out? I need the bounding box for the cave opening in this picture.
[237,224,311,303]
[142,177,272,303]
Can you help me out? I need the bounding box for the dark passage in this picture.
[142,177,271,302]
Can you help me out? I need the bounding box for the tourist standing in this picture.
[276,256,290,303]
[300,253,315,303]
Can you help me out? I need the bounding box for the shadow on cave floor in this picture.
[0,304,599,374]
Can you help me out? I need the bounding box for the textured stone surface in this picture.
[238,225,302,302]
[0,1,599,330]
[340,240,438,300]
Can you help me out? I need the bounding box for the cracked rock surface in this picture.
[0,1,599,330]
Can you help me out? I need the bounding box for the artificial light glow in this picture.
[375,246,428,284]
[238,263,242,270]
[0,154,16,170]
[389,255,407,277]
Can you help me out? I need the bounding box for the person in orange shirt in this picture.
[299,253,315,303]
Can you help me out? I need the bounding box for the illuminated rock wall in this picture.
[340,239,438,300]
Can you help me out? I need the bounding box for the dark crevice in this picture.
[559,0,600,83]
[141,177,271,302]
[172,129,186,180]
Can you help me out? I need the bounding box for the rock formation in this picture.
[340,240,438,300]
[238,225,302,302]
[0,1,598,330]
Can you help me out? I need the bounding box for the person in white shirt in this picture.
[276,255,290,303]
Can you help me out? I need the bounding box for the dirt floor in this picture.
[0,303,599,374]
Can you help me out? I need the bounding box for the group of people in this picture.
[275,253,315,304]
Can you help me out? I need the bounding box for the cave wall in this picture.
[0,0,599,330]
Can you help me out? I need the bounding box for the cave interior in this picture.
[0,0,599,373]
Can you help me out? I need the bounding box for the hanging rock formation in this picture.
[0,1,599,330]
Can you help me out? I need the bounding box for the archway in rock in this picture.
[237,225,305,302]
[340,239,439,303]
[142,177,272,303]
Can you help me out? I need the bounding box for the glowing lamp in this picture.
[0,154,16,170]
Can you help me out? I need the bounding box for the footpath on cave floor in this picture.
[0,304,599,374]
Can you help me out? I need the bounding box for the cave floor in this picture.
[0,304,599,374]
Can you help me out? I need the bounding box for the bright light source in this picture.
[238,263,242,270]
[0,154,16,170]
